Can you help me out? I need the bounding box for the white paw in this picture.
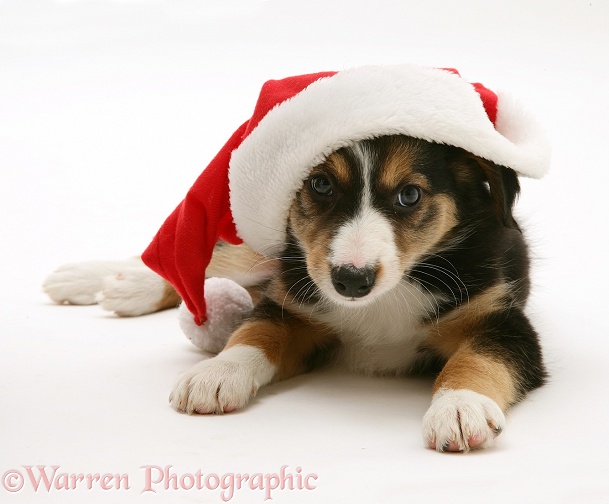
[169,345,276,415]
[422,388,505,452]
[98,268,171,316]
[43,259,142,305]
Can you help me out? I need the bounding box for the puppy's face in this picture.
[288,135,464,307]
[287,134,521,308]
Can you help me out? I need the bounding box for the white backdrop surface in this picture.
[1,1,608,502]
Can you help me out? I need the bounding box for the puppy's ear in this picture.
[472,156,522,231]
[458,151,520,230]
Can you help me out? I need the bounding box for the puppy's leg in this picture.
[170,300,335,414]
[99,243,276,316]
[206,242,280,288]
[43,258,149,306]
[43,243,277,316]
[423,346,511,452]
[422,308,545,452]
[43,257,180,316]
[98,267,181,316]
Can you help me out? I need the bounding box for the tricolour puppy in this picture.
[44,134,546,452]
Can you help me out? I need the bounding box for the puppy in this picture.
[44,135,545,452]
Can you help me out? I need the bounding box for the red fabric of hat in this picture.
[142,71,336,324]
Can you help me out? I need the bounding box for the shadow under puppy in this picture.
[44,66,551,452]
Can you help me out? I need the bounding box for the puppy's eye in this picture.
[396,185,422,207]
[310,175,333,196]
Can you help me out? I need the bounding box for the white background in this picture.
[1,0,609,502]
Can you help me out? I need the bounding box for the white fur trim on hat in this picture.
[228,65,550,255]
[494,92,549,179]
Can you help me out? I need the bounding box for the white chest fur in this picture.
[308,279,440,375]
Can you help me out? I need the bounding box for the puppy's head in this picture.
[287,135,520,307]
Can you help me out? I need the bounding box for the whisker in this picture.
[277,265,309,276]
[239,215,287,235]
[398,280,440,323]
[413,265,469,306]
[293,278,316,305]
[413,253,471,306]
[297,282,318,310]
[390,283,415,323]
[249,240,303,260]
[281,277,310,318]
[420,252,461,275]
[412,268,460,304]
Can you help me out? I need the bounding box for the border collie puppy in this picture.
[44,66,549,452]
[44,135,545,452]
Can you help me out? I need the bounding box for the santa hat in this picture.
[142,64,550,336]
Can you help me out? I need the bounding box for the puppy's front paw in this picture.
[170,346,276,414]
[170,359,258,414]
[422,388,505,453]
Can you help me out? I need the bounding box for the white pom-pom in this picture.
[178,277,254,354]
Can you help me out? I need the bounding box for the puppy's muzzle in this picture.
[331,265,376,298]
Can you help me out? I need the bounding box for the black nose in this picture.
[331,265,376,298]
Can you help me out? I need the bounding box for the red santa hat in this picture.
[142,64,550,327]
